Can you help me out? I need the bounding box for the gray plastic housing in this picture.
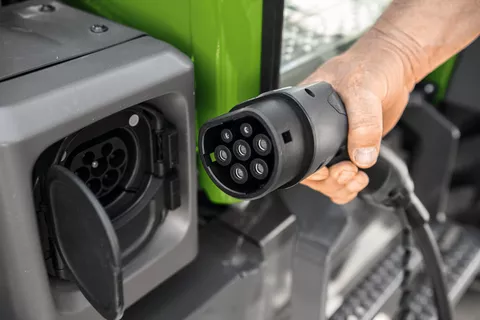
[122,195,297,320]
[0,2,197,320]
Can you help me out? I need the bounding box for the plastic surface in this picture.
[123,194,296,320]
[399,95,460,217]
[0,3,197,319]
[199,82,348,200]
[47,165,124,320]
[445,38,480,111]
[67,0,266,204]
[0,0,142,82]
[33,104,177,276]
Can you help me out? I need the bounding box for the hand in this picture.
[302,161,369,205]
[300,34,415,204]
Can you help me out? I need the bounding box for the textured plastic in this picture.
[47,165,124,320]
[0,3,197,320]
[199,82,348,200]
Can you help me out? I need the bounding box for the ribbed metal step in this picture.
[329,224,480,320]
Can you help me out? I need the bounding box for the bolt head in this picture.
[424,83,435,94]
[128,114,139,127]
[90,24,109,33]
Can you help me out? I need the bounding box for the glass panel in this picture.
[280,0,392,86]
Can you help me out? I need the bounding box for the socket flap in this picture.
[46,165,124,320]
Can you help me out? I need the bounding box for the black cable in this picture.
[395,211,415,320]
[404,193,453,320]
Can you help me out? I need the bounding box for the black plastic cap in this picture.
[47,165,124,320]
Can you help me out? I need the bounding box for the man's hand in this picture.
[300,0,479,204]
[300,33,415,204]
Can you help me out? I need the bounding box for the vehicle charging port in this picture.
[33,104,180,281]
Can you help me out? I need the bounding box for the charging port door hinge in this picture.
[154,126,180,211]
[154,127,179,176]
[46,165,124,320]
[165,172,180,210]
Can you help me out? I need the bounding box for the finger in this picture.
[331,192,358,205]
[331,172,368,199]
[306,167,329,181]
[331,187,356,202]
[301,176,344,195]
[341,87,383,169]
[328,161,358,184]
[344,171,369,193]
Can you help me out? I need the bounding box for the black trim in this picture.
[260,0,285,93]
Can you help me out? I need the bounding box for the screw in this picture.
[39,4,55,12]
[92,161,99,168]
[90,24,109,33]
[424,83,435,95]
[129,114,139,127]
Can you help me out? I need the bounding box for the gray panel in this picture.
[219,195,297,320]
[279,184,395,320]
[0,33,196,320]
[0,0,143,81]
[445,38,480,111]
[123,222,265,320]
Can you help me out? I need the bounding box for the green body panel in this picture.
[425,56,458,104]
[68,0,264,204]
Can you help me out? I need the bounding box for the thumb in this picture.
[343,90,383,168]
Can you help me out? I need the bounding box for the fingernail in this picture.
[337,171,355,184]
[353,147,377,167]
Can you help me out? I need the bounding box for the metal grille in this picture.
[281,0,392,76]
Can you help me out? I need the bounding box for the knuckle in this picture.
[331,162,357,177]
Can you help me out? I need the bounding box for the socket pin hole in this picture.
[91,158,108,177]
[109,149,126,168]
[101,143,113,157]
[305,88,315,97]
[102,170,119,188]
[75,167,90,182]
[82,152,95,165]
[282,131,292,144]
[87,179,101,195]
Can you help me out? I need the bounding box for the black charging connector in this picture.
[199,82,348,200]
